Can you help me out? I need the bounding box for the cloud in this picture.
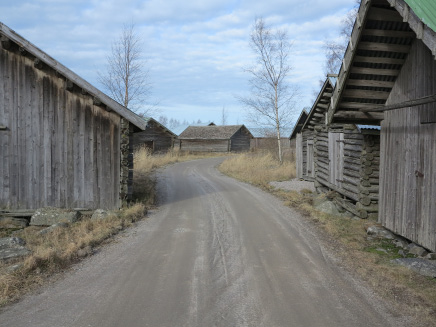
[0,0,357,123]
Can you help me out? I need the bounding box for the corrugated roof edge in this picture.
[0,22,147,131]
[357,125,381,131]
[404,0,436,34]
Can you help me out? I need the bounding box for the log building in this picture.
[0,23,147,210]
[132,118,176,152]
[178,125,253,152]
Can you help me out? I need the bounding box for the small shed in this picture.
[178,125,253,152]
[0,22,147,210]
[327,0,436,251]
[132,118,176,152]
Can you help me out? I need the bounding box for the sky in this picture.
[0,0,356,128]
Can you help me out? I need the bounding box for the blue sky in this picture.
[0,0,356,127]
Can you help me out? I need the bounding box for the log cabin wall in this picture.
[0,38,123,210]
[380,39,436,252]
[314,125,380,219]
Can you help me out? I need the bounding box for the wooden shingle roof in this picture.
[179,125,253,140]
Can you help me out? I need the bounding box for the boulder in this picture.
[91,209,110,221]
[0,237,30,261]
[408,244,428,257]
[366,225,395,240]
[394,239,409,250]
[30,207,81,226]
[0,217,28,229]
[426,253,436,260]
[315,200,340,216]
[393,258,436,278]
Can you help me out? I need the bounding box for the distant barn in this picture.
[178,125,253,152]
[0,22,146,210]
[132,118,176,153]
[249,127,292,151]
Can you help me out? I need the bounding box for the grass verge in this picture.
[219,152,436,326]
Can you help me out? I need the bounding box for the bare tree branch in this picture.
[237,18,299,162]
[98,23,156,116]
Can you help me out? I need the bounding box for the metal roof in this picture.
[248,127,293,138]
[404,0,436,33]
[357,124,381,131]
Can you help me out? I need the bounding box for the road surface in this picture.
[0,158,409,327]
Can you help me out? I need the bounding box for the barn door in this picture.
[306,140,315,178]
[328,132,344,187]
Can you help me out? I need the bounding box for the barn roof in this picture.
[142,117,176,137]
[179,125,253,140]
[328,0,436,125]
[248,127,292,138]
[172,122,215,136]
[0,22,147,131]
[289,110,309,139]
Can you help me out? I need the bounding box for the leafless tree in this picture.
[237,18,299,163]
[323,1,360,75]
[221,106,228,125]
[99,23,154,115]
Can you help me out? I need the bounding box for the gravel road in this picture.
[0,157,410,327]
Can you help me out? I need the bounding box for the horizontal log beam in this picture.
[351,67,400,76]
[346,79,395,88]
[358,42,410,53]
[334,111,384,120]
[342,89,390,100]
[360,94,436,112]
[361,29,415,38]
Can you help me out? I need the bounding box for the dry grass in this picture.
[0,203,146,306]
[220,152,436,326]
[219,150,296,188]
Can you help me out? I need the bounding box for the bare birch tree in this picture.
[99,23,153,115]
[237,18,299,163]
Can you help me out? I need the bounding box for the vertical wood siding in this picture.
[296,134,303,178]
[180,140,229,152]
[0,45,121,210]
[230,129,251,152]
[380,39,436,251]
[132,120,173,152]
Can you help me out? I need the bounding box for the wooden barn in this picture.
[249,127,292,151]
[327,0,436,251]
[0,23,147,210]
[132,118,176,152]
[178,125,253,152]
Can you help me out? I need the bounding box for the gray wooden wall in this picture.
[230,129,251,152]
[380,39,436,252]
[180,139,229,152]
[0,42,122,210]
[132,121,173,152]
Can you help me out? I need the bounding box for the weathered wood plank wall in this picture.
[180,139,229,152]
[296,134,303,178]
[380,39,436,251]
[132,121,173,152]
[230,129,251,152]
[0,42,122,210]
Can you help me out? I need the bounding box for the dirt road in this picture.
[0,158,409,326]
